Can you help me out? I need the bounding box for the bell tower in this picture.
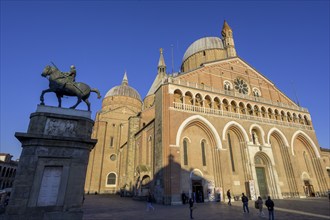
[157,48,167,75]
[222,20,237,57]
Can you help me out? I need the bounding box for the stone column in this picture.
[5,105,97,220]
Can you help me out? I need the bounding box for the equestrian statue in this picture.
[40,64,101,111]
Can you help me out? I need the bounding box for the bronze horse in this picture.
[40,65,101,111]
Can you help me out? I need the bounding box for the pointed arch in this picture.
[190,169,204,179]
[253,151,283,199]
[249,124,266,145]
[254,151,273,166]
[301,171,311,181]
[222,121,249,143]
[267,127,289,147]
[291,130,320,158]
[176,115,222,149]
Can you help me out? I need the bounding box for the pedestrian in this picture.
[182,191,187,204]
[146,193,155,211]
[227,189,232,206]
[257,196,265,217]
[265,196,275,220]
[189,197,195,219]
[241,193,249,213]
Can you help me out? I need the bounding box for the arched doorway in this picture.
[302,173,315,197]
[254,155,269,198]
[141,175,151,196]
[191,169,204,203]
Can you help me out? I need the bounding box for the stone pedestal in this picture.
[5,105,97,220]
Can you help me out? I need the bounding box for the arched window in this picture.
[174,89,183,103]
[292,113,298,123]
[185,92,193,105]
[274,109,280,120]
[261,107,266,118]
[147,136,152,165]
[2,167,6,177]
[224,81,232,91]
[201,141,206,166]
[227,133,235,172]
[247,104,253,115]
[268,108,273,119]
[231,101,238,113]
[183,139,188,165]
[223,99,229,111]
[195,93,203,107]
[303,151,311,174]
[107,173,117,186]
[254,105,259,116]
[214,97,221,110]
[239,102,246,114]
[5,169,9,177]
[204,95,212,108]
[304,115,310,125]
[252,88,261,97]
[287,112,292,122]
[281,111,286,121]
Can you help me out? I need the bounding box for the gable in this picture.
[174,57,298,107]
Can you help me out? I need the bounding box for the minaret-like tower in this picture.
[122,71,128,85]
[157,48,167,75]
[221,20,237,57]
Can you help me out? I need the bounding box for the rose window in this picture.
[234,78,249,94]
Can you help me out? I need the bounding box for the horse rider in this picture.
[60,65,78,91]
[66,65,76,82]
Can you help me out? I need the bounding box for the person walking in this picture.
[182,191,187,204]
[241,193,249,213]
[227,189,232,206]
[257,196,265,217]
[146,193,155,211]
[265,196,275,220]
[189,197,195,219]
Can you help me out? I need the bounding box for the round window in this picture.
[110,154,117,161]
[234,78,249,94]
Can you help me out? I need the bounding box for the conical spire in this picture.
[221,20,232,37]
[221,20,236,57]
[158,48,166,74]
[122,71,128,86]
[147,48,168,96]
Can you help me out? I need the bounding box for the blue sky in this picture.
[1,1,329,160]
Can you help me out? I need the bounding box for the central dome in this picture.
[182,37,224,62]
[105,73,141,101]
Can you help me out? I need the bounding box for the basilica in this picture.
[85,21,329,205]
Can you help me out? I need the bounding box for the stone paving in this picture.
[83,195,330,220]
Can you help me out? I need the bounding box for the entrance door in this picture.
[304,180,315,197]
[192,180,204,203]
[256,167,268,198]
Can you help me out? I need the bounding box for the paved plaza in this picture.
[83,195,330,220]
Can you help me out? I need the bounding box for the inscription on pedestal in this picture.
[44,118,77,137]
[37,166,63,206]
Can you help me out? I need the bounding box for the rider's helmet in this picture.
[70,65,76,69]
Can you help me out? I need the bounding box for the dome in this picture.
[105,73,142,101]
[105,85,141,100]
[182,37,224,62]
